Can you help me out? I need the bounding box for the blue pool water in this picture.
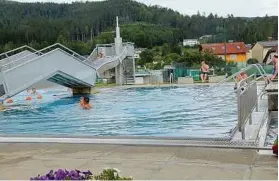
[265,118,278,147]
[0,85,237,138]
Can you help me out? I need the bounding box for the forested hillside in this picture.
[0,0,277,54]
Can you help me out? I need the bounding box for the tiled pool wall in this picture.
[265,111,278,147]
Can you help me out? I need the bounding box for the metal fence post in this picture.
[241,125,245,140]
[237,88,242,132]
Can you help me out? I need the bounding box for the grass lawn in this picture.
[94,83,116,88]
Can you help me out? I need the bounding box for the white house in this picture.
[134,48,146,59]
[183,39,200,47]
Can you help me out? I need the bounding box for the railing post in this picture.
[249,113,252,125]
[241,125,245,140]
[237,88,242,132]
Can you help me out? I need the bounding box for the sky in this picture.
[13,0,278,17]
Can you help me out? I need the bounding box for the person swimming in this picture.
[81,96,92,110]
[26,87,42,100]
[79,96,85,107]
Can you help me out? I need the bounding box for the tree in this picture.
[247,58,259,64]
[138,49,154,66]
[163,53,180,66]
[0,0,277,54]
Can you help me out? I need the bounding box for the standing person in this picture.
[200,60,209,83]
[272,136,278,156]
[271,54,278,80]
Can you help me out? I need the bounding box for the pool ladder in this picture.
[170,73,174,88]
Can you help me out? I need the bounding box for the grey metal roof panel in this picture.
[258,41,278,47]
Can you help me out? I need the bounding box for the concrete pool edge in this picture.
[0,136,271,150]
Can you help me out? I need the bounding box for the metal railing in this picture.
[0,45,37,62]
[0,43,87,71]
[193,64,271,101]
[237,75,258,139]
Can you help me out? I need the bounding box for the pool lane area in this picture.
[0,85,237,138]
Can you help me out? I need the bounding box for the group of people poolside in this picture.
[200,53,278,87]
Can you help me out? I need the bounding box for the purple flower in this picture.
[69,170,78,177]
[39,176,47,180]
[82,170,93,175]
[30,169,94,180]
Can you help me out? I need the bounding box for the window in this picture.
[230,54,237,60]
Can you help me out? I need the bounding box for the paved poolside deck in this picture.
[0,143,277,180]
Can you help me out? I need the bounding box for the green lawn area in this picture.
[94,83,116,88]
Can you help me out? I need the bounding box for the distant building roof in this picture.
[200,42,248,55]
[263,45,278,64]
[135,48,146,52]
[199,35,213,39]
[257,40,278,47]
[183,39,198,41]
[246,44,253,49]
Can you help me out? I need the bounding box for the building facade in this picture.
[200,42,248,67]
[183,39,200,47]
[251,40,278,63]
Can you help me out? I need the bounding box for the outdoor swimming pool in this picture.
[0,85,237,138]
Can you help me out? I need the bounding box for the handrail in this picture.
[94,46,127,70]
[214,64,269,87]
[0,45,37,62]
[96,43,115,47]
[4,48,97,73]
[87,47,99,61]
[1,43,86,71]
[193,64,271,100]
[237,79,258,140]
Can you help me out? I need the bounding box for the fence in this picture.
[237,75,258,139]
[231,65,273,76]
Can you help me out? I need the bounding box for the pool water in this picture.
[0,85,237,138]
[265,118,278,147]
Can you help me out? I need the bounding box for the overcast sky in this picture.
[14,0,278,17]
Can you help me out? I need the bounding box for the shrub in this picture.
[30,168,133,180]
[247,58,259,64]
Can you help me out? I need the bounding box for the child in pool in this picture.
[79,97,85,107]
[82,97,92,110]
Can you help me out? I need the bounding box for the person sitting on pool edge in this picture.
[81,97,92,109]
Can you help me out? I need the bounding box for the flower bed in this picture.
[30,168,133,180]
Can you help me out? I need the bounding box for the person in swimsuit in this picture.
[200,60,209,83]
[79,96,85,107]
[271,54,278,80]
[234,71,248,90]
[81,97,92,110]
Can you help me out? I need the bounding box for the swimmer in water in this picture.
[81,97,92,110]
[79,96,85,107]
[31,88,37,94]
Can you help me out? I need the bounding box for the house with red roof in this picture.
[200,42,248,65]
